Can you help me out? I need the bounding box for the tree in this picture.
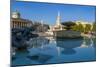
[62,21,76,30]
[72,24,79,31]
[84,24,91,33]
[92,22,96,32]
[78,23,84,32]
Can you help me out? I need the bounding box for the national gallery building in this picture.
[11,11,33,29]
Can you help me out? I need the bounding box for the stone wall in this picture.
[53,30,82,38]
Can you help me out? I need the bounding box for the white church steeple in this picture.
[56,11,61,26]
[52,11,65,31]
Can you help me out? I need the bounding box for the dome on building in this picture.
[12,11,20,15]
[12,11,21,19]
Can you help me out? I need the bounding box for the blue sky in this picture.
[11,1,96,25]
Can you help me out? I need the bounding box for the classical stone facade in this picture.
[11,12,32,29]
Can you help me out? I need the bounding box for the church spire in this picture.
[56,11,61,26]
[40,20,44,26]
[53,11,65,31]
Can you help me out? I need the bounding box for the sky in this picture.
[11,1,96,25]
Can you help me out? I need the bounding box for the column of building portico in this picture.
[14,21,16,28]
[13,21,14,28]
[22,22,24,28]
[11,21,14,28]
[23,22,26,28]
[21,22,23,28]
[19,22,21,29]
[17,22,19,28]
[20,22,22,29]
[18,22,20,29]
[25,23,26,27]
[24,23,26,27]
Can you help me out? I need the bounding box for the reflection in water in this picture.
[27,53,53,63]
[28,37,49,48]
[56,38,83,48]
[56,38,83,55]
[80,36,96,48]
[12,36,96,66]
[61,48,76,55]
[12,50,29,60]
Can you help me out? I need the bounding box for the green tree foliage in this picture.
[84,24,91,32]
[78,23,84,32]
[62,21,76,30]
[72,24,79,31]
[72,23,84,32]
[92,22,96,32]
[61,21,94,33]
